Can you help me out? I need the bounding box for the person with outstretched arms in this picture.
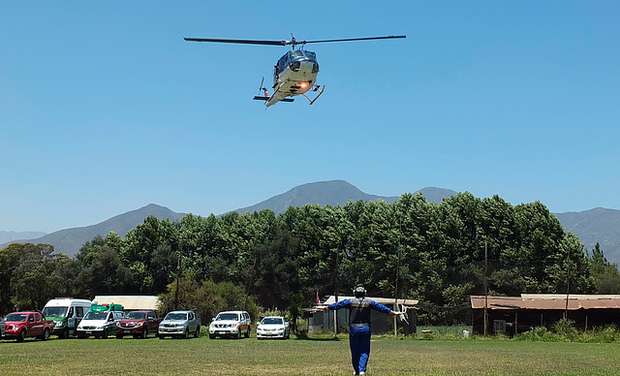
[318,286,406,375]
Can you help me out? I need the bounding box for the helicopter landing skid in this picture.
[301,85,325,106]
[253,96,294,103]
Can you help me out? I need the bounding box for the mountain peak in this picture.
[416,187,458,203]
[3,204,185,256]
[287,180,365,195]
[235,180,456,214]
[137,203,174,212]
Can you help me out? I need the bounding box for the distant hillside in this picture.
[235,180,457,214]
[555,208,620,264]
[0,231,46,244]
[1,182,457,257]
[6,180,619,264]
[5,204,184,256]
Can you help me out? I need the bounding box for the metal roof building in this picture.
[92,295,160,311]
[470,294,620,335]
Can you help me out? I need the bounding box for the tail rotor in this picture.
[257,77,269,97]
[252,77,271,103]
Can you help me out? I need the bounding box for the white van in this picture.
[42,298,92,338]
[77,310,124,339]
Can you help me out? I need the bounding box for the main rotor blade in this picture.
[298,35,406,45]
[184,37,286,46]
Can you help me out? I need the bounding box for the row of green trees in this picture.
[1,193,619,323]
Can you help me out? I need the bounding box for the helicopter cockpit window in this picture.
[304,51,316,61]
[276,55,289,73]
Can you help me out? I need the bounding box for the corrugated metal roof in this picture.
[521,294,620,310]
[471,294,620,310]
[92,295,160,310]
[322,295,418,306]
[521,294,620,300]
[470,295,524,310]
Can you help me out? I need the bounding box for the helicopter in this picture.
[184,34,406,107]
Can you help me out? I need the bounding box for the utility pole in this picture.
[564,262,571,320]
[394,247,400,337]
[483,240,488,336]
[333,246,339,336]
[394,206,405,337]
[174,250,181,310]
[394,224,402,337]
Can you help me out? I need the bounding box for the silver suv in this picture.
[158,310,201,339]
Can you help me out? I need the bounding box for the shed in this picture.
[471,294,620,335]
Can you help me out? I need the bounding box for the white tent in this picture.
[92,295,160,311]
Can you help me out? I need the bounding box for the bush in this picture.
[518,321,620,343]
[579,326,618,343]
[552,319,578,341]
[516,326,560,342]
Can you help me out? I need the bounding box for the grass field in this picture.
[1,335,619,375]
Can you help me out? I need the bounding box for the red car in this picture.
[3,311,54,342]
[116,310,160,339]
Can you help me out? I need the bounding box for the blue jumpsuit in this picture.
[328,298,392,374]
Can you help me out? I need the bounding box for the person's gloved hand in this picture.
[398,312,408,323]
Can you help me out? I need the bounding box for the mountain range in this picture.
[3,180,619,264]
[3,204,183,256]
[0,231,47,244]
[555,208,620,263]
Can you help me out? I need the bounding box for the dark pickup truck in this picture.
[116,310,161,339]
[2,311,55,342]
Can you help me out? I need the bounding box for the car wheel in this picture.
[158,334,165,339]
[208,334,215,339]
[194,326,200,338]
[16,331,25,342]
[236,329,241,339]
[184,328,190,339]
[42,329,50,341]
[59,328,68,339]
[142,328,148,339]
[245,328,250,338]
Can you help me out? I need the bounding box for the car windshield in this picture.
[165,313,187,321]
[42,306,68,317]
[261,317,283,325]
[5,313,28,322]
[84,311,108,320]
[126,312,146,320]
[216,313,239,321]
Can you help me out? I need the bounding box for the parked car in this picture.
[116,310,160,339]
[76,310,124,338]
[0,316,5,338]
[256,316,290,339]
[208,311,251,339]
[2,311,54,342]
[158,310,200,339]
[42,298,91,338]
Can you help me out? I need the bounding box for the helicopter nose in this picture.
[299,60,316,73]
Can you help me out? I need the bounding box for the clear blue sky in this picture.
[1,1,619,232]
